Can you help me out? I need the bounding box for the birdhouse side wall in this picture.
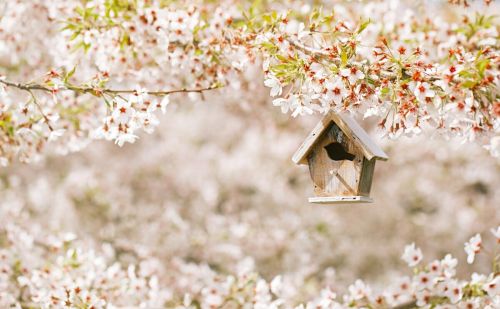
[357,158,375,196]
[307,122,364,197]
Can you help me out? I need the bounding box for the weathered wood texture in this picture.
[309,196,373,204]
[292,116,331,165]
[358,158,375,196]
[307,122,364,197]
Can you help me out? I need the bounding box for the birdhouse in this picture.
[292,112,388,204]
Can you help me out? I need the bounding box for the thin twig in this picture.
[0,78,221,98]
[289,39,331,58]
[27,89,54,131]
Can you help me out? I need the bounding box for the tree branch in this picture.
[288,39,332,58]
[27,89,54,131]
[0,78,222,98]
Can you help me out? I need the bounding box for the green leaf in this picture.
[263,14,272,24]
[64,66,77,83]
[476,58,489,77]
[103,97,112,109]
[356,19,371,34]
[461,80,476,89]
[259,42,278,54]
[458,70,474,78]
[276,54,289,62]
[68,31,81,42]
[75,6,85,17]
[310,9,320,22]
[340,48,348,67]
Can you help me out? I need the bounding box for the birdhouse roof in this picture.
[292,112,389,165]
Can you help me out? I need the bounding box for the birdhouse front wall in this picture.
[307,122,364,197]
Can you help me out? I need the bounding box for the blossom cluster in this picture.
[93,89,166,146]
[259,1,499,152]
[1,211,498,308]
[0,0,243,164]
[0,0,499,166]
[0,224,171,308]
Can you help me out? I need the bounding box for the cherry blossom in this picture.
[440,254,458,278]
[402,242,423,267]
[341,67,365,85]
[348,279,372,301]
[323,78,348,107]
[411,81,436,103]
[483,276,500,298]
[264,76,283,97]
[464,234,482,264]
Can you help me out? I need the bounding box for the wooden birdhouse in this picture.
[292,112,388,204]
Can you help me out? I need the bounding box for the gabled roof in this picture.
[292,112,389,165]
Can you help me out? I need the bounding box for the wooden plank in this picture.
[333,170,356,195]
[358,158,375,196]
[308,196,373,204]
[292,116,332,165]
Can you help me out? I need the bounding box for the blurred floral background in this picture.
[1,87,498,306]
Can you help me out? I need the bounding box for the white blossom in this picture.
[401,243,423,267]
[264,76,283,97]
[411,82,435,103]
[340,67,365,84]
[464,234,482,264]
